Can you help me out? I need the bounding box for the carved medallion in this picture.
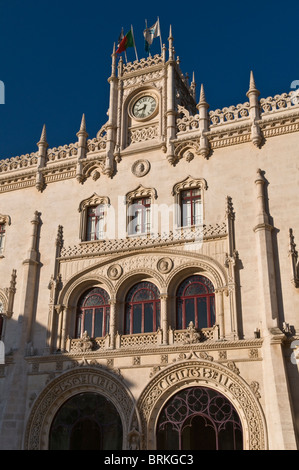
[157,257,173,274]
[131,159,150,178]
[107,264,123,280]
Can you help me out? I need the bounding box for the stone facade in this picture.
[0,29,299,450]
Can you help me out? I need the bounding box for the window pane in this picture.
[83,309,93,336]
[133,304,142,334]
[177,300,183,330]
[125,305,131,335]
[185,282,208,296]
[185,298,195,328]
[105,307,110,336]
[210,297,215,326]
[144,302,153,333]
[94,308,103,337]
[197,297,207,328]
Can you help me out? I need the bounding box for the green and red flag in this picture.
[116,28,134,54]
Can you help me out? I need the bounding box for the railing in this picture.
[66,324,218,354]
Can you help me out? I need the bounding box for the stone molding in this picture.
[137,358,267,450]
[24,366,137,450]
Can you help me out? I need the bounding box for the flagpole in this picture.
[145,19,150,57]
[158,17,162,54]
[131,25,138,61]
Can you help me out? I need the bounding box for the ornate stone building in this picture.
[0,29,298,450]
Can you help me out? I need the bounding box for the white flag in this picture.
[144,19,160,46]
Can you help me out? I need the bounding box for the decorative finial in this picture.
[199,84,207,103]
[37,124,48,146]
[247,70,260,96]
[80,113,86,133]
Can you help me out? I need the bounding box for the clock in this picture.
[132,95,157,119]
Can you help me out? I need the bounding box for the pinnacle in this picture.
[199,83,206,103]
[40,124,47,143]
[249,70,257,90]
[80,113,86,132]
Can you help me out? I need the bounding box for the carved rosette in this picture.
[107,264,123,280]
[131,159,151,178]
[157,257,173,274]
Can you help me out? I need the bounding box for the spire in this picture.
[197,84,210,158]
[168,25,174,61]
[79,113,86,133]
[247,71,262,147]
[37,124,47,146]
[247,70,260,96]
[77,113,88,138]
[199,83,207,105]
[190,72,196,100]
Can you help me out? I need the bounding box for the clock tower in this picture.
[103,26,197,176]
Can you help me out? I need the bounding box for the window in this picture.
[78,194,110,242]
[172,177,207,229]
[157,387,243,450]
[128,198,151,235]
[176,275,215,330]
[86,205,105,241]
[0,224,5,254]
[126,185,157,237]
[180,188,202,227]
[76,287,110,338]
[125,281,160,334]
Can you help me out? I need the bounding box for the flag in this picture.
[144,19,160,52]
[116,28,134,54]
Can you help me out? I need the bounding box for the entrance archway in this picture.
[49,392,122,450]
[137,358,267,450]
[24,367,137,450]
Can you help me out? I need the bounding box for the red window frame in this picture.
[125,281,160,334]
[76,288,110,338]
[180,189,201,227]
[176,275,215,329]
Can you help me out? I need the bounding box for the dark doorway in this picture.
[49,392,123,450]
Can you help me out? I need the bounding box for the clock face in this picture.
[132,96,157,119]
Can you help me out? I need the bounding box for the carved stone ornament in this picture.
[131,159,150,177]
[24,367,136,450]
[157,257,173,274]
[107,264,123,280]
[182,321,201,344]
[137,359,267,450]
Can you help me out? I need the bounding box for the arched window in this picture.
[157,387,243,450]
[176,275,215,330]
[125,281,160,334]
[76,287,110,338]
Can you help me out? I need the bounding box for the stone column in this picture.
[160,294,168,345]
[215,288,225,340]
[104,44,118,176]
[166,26,176,164]
[109,299,116,349]
[254,169,297,449]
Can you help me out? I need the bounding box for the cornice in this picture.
[25,337,264,366]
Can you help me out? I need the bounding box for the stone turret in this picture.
[247,71,262,147]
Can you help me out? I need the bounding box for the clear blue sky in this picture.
[0,0,299,159]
